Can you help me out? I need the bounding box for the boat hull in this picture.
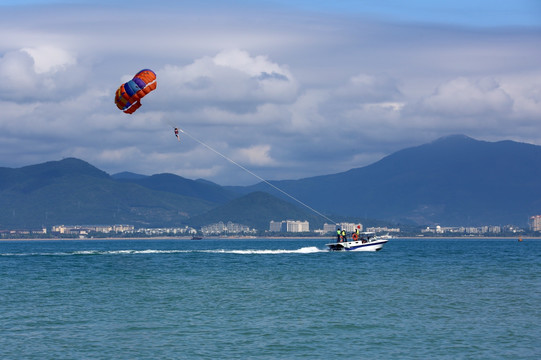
[326,239,388,252]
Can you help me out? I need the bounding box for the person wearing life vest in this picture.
[353,225,360,241]
[336,228,342,242]
[341,229,347,242]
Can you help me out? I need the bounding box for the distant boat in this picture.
[191,236,203,240]
[518,237,523,242]
[326,231,388,252]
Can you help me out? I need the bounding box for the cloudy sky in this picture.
[1,0,540,185]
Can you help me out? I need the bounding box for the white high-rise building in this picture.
[269,220,286,232]
[287,220,309,232]
[269,220,309,232]
[323,223,338,233]
[530,215,541,232]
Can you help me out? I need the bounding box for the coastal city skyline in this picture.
[2,218,535,239]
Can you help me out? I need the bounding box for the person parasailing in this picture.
[174,127,180,141]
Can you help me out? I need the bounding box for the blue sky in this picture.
[3,0,539,26]
[270,0,541,26]
[0,0,540,184]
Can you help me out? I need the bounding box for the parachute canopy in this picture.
[115,69,157,114]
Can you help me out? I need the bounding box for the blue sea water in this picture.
[1,238,540,359]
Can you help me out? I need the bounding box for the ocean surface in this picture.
[1,238,539,359]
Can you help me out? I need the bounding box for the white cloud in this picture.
[334,73,402,103]
[287,90,328,132]
[213,49,286,77]
[0,50,38,95]
[156,49,298,115]
[417,77,513,117]
[234,144,277,166]
[0,46,83,101]
[21,46,76,74]
[502,74,541,120]
[1,2,540,184]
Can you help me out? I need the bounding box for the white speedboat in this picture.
[326,231,388,252]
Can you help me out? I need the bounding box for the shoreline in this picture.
[1,236,539,241]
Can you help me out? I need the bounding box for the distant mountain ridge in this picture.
[229,135,541,226]
[114,172,238,204]
[0,158,320,230]
[1,135,540,229]
[0,158,216,228]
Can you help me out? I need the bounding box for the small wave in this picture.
[72,249,188,255]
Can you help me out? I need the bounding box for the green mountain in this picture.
[0,158,215,229]
[3,134,540,229]
[229,135,541,226]
[114,172,237,204]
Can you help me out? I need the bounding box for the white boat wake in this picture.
[1,247,326,257]
[208,246,323,254]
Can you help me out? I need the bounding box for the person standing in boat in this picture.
[341,229,347,242]
[336,228,342,242]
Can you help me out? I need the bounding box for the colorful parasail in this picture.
[114,69,157,114]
